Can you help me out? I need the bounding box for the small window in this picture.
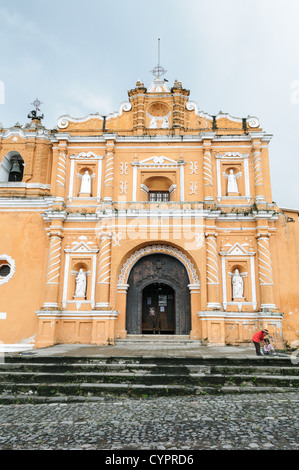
[0,265,11,277]
[149,191,170,202]
[0,255,15,285]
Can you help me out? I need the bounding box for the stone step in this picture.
[0,371,298,387]
[0,386,295,404]
[116,335,200,344]
[0,363,298,376]
[0,377,298,404]
[3,355,292,367]
[0,355,296,402]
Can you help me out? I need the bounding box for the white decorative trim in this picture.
[197,311,282,319]
[68,159,75,201]
[57,114,104,129]
[180,163,185,201]
[118,244,199,286]
[0,254,15,286]
[216,113,243,123]
[105,101,132,120]
[135,155,179,169]
[250,256,257,309]
[70,152,104,160]
[141,184,149,194]
[132,165,138,201]
[215,151,249,159]
[97,158,103,202]
[36,310,118,319]
[0,182,51,190]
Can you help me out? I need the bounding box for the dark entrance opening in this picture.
[126,253,191,335]
[142,283,175,334]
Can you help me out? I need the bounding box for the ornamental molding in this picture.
[215,151,250,159]
[220,242,256,257]
[57,114,104,129]
[118,244,199,286]
[133,155,182,168]
[70,151,104,160]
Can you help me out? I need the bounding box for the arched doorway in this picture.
[126,253,191,335]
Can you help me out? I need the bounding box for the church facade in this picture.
[1,75,299,351]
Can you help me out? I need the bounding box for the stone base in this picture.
[197,310,284,348]
[35,309,119,348]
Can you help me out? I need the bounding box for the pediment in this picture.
[222,242,254,256]
[138,155,178,167]
[65,240,98,253]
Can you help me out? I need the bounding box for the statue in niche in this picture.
[232,269,244,299]
[161,116,169,128]
[224,169,241,194]
[149,117,158,128]
[80,171,91,194]
[74,268,87,298]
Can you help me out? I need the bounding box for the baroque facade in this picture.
[1,75,299,351]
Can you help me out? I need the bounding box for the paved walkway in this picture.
[0,393,298,450]
[16,341,265,358]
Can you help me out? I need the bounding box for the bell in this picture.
[9,161,22,181]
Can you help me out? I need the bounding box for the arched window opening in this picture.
[143,175,175,202]
[0,151,24,183]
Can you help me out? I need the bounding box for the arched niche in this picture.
[142,175,176,202]
[0,151,24,183]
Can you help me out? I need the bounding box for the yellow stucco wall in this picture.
[0,78,298,349]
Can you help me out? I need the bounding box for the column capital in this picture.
[205,231,217,238]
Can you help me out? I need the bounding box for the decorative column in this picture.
[95,233,112,308]
[203,139,214,203]
[102,137,115,203]
[205,232,221,310]
[252,140,266,203]
[42,215,66,308]
[36,213,66,348]
[50,142,68,210]
[256,233,276,310]
[188,284,202,340]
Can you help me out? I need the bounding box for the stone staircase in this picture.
[0,354,298,404]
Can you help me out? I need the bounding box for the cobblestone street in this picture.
[0,392,298,450]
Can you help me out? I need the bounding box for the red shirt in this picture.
[252,330,265,342]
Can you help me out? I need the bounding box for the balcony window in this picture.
[149,191,170,202]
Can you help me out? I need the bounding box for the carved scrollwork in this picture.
[186,101,199,114]
[246,117,260,128]
[119,102,132,113]
[57,118,69,129]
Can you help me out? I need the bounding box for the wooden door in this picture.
[142,283,175,334]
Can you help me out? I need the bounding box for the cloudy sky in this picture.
[0,0,298,208]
